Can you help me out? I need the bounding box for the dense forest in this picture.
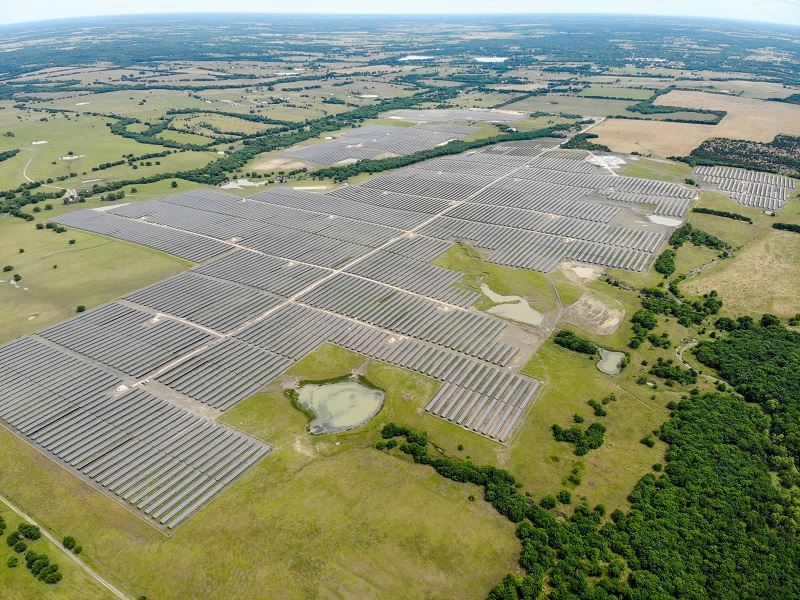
[675,135,800,177]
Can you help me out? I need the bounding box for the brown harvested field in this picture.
[590,90,800,156]
[683,229,800,318]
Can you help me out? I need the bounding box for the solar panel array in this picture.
[382,108,526,123]
[693,165,796,211]
[0,337,270,529]
[0,138,701,528]
[282,123,480,166]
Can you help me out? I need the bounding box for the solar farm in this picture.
[0,139,698,530]
[693,165,796,211]
[282,123,481,166]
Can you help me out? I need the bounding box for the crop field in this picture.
[591,90,800,156]
[505,95,638,117]
[577,86,655,100]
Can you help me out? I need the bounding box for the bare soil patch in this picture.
[559,293,625,335]
[252,156,309,171]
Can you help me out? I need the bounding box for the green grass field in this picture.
[0,189,196,344]
[432,244,558,314]
[621,157,694,184]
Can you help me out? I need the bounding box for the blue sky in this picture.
[2,1,799,26]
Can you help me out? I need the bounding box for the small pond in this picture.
[295,378,385,435]
[480,282,544,326]
[596,348,626,375]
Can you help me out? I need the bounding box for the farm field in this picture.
[577,85,655,100]
[591,90,800,156]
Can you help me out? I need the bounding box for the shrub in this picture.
[72,546,82,555]
[62,536,76,550]
[7,556,18,567]
[587,399,607,417]
[6,532,19,547]
[553,330,597,355]
[640,437,656,448]
[18,524,41,540]
[375,441,386,450]
[30,556,50,576]
[14,541,27,553]
[557,490,572,505]
[76,305,86,313]
[540,495,557,509]
[385,439,397,449]
[2,265,11,272]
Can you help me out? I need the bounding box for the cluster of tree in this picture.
[553,330,598,355]
[691,206,752,223]
[551,422,606,456]
[382,422,529,522]
[640,286,722,327]
[668,222,728,251]
[91,159,126,172]
[773,222,800,234]
[23,550,61,584]
[561,132,611,152]
[385,385,800,598]
[62,536,82,554]
[100,190,125,202]
[770,93,800,104]
[629,308,658,348]
[6,523,41,555]
[648,357,697,385]
[673,135,800,178]
[653,249,676,276]
[0,148,20,163]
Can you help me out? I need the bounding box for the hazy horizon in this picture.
[1,2,799,28]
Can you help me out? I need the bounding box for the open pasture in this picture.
[591,90,800,156]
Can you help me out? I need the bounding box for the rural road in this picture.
[20,146,65,190]
[0,493,131,599]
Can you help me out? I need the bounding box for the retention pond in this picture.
[295,377,385,435]
[480,282,544,326]
[596,348,626,375]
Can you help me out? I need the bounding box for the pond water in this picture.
[296,378,385,435]
[480,282,544,326]
[596,348,625,375]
